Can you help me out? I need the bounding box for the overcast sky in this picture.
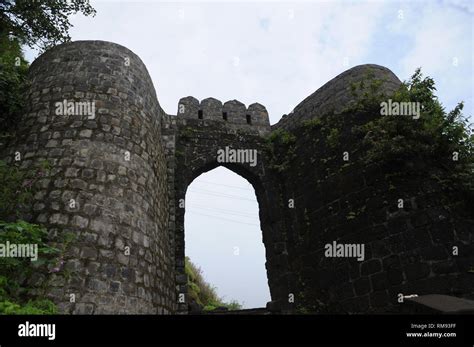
[25,0,473,308]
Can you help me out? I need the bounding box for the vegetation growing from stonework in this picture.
[185,256,242,311]
[264,128,297,173]
[0,160,69,314]
[0,159,51,218]
[353,68,472,169]
[0,221,60,314]
[270,68,473,193]
[349,68,474,210]
[0,0,97,135]
[275,69,473,313]
[0,1,96,314]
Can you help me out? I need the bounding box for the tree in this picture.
[0,0,96,50]
[0,0,96,134]
[0,32,28,132]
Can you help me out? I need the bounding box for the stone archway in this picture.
[171,114,293,312]
[181,163,272,309]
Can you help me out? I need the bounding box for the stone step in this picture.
[404,294,474,314]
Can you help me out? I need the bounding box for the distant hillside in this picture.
[185,256,242,312]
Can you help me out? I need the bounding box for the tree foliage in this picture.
[0,0,96,49]
[0,0,96,135]
[358,68,473,173]
[0,32,28,133]
[0,159,50,219]
[0,221,62,314]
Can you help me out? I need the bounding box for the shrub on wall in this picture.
[0,221,60,314]
[281,69,473,313]
[185,256,242,311]
[0,160,68,314]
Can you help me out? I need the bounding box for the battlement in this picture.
[177,96,270,135]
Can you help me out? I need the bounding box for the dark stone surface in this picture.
[354,277,371,296]
[369,290,389,309]
[370,272,388,292]
[404,263,431,281]
[361,259,382,276]
[273,64,401,131]
[405,294,474,314]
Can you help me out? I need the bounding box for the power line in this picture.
[187,204,257,218]
[186,211,260,227]
[197,180,253,191]
[193,205,256,217]
[187,188,256,202]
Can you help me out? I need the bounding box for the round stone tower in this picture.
[3,41,175,313]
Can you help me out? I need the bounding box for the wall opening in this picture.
[246,114,251,124]
[198,110,203,119]
[222,111,228,121]
[184,166,270,309]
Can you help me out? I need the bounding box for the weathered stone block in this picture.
[361,259,382,276]
[354,277,371,296]
[404,263,431,281]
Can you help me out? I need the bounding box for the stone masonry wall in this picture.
[2,41,175,313]
[2,40,471,314]
[280,120,474,313]
[178,96,270,136]
[272,66,474,313]
[274,64,401,131]
[170,99,292,312]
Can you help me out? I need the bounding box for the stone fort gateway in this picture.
[2,41,473,314]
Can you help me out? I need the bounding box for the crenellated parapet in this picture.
[176,96,270,135]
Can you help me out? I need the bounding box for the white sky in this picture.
[185,167,267,308]
[23,0,473,308]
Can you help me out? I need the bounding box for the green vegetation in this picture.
[267,128,296,146]
[0,159,69,314]
[357,69,472,167]
[0,0,96,134]
[291,69,473,313]
[185,256,242,311]
[296,68,473,183]
[350,69,473,206]
[0,221,61,314]
[180,126,198,140]
[0,1,96,315]
[0,159,51,218]
[264,128,297,173]
[1,0,96,50]
[302,117,322,130]
[347,72,388,113]
[0,32,28,133]
[326,128,340,149]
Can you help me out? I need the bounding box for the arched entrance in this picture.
[184,166,271,308]
[171,111,293,312]
[175,160,279,311]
